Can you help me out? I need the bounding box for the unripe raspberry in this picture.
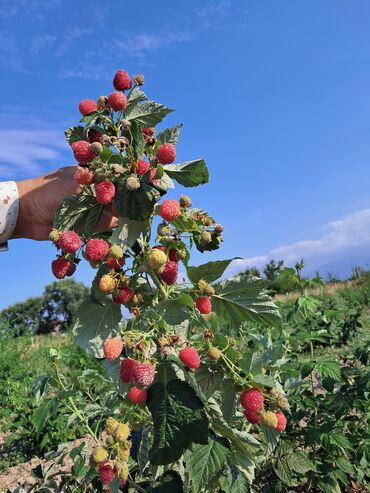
[214,223,224,233]
[179,347,200,369]
[108,91,127,111]
[159,199,181,221]
[157,222,171,237]
[92,445,108,464]
[88,128,104,144]
[207,347,221,361]
[107,256,125,270]
[277,393,289,411]
[117,462,129,481]
[203,216,213,227]
[71,140,96,164]
[114,423,130,442]
[99,274,116,293]
[105,417,120,435]
[244,410,261,424]
[99,461,117,485]
[147,248,167,270]
[95,180,116,204]
[131,292,143,305]
[179,194,192,208]
[198,279,215,296]
[156,143,176,164]
[200,231,212,243]
[143,127,155,137]
[159,261,178,285]
[113,286,133,305]
[137,159,150,175]
[79,99,98,115]
[128,386,147,404]
[261,411,278,429]
[97,95,108,110]
[275,410,287,432]
[126,175,140,191]
[103,337,123,361]
[51,258,72,279]
[196,297,212,314]
[58,231,81,253]
[74,166,94,186]
[108,244,124,259]
[113,69,132,91]
[133,74,144,86]
[49,228,60,244]
[120,358,139,383]
[132,363,155,388]
[90,142,103,156]
[240,388,264,412]
[85,238,109,261]
[118,446,130,462]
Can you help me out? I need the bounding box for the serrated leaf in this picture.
[187,259,237,285]
[315,360,341,381]
[145,470,184,492]
[195,365,223,400]
[164,159,209,187]
[127,87,148,106]
[261,424,280,454]
[239,351,263,375]
[125,100,173,127]
[288,451,316,474]
[220,378,236,424]
[53,189,97,231]
[115,181,160,221]
[274,459,295,486]
[111,217,148,249]
[219,465,251,493]
[83,204,103,236]
[213,420,261,456]
[65,125,85,144]
[156,124,183,145]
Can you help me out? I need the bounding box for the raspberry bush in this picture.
[48,69,287,492]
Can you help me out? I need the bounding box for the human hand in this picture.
[12,166,118,240]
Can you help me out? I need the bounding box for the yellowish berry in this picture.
[261,411,278,429]
[92,445,109,464]
[207,347,221,361]
[114,423,130,443]
[147,248,167,270]
[116,462,129,481]
[117,445,130,462]
[105,417,120,435]
[99,274,116,293]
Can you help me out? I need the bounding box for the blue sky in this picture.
[1,0,370,308]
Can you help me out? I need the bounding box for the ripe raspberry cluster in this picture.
[239,387,287,432]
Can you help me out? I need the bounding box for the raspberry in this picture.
[107,256,125,270]
[120,358,139,383]
[95,181,116,204]
[275,410,287,432]
[114,423,130,442]
[207,347,221,361]
[277,393,289,411]
[128,386,147,404]
[196,296,212,314]
[109,245,124,259]
[108,92,127,111]
[87,128,104,144]
[117,462,129,481]
[147,248,167,270]
[244,410,261,424]
[92,445,108,464]
[159,261,178,285]
[79,99,98,115]
[179,347,200,369]
[240,388,264,413]
[90,142,103,155]
[132,363,155,388]
[71,140,96,164]
[97,96,108,110]
[74,166,94,186]
[118,446,130,462]
[99,461,117,485]
[85,238,109,261]
[126,175,140,191]
[51,258,72,279]
[180,194,192,208]
[168,249,179,262]
[159,199,181,221]
[113,69,132,91]
[105,417,119,435]
[143,127,155,137]
[113,286,133,305]
[200,231,212,243]
[103,337,123,361]
[49,228,60,243]
[261,411,278,429]
[156,143,176,164]
[214,223,224,233]
[58,231,81,253]
[137,159,150,175]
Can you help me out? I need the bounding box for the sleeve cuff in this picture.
[0,181,19,247]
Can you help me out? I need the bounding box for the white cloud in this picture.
[114,31,194,58]
[0,0,61,18]
[31,34,57,54]
[225,209,370,278]
[198,1,231,29]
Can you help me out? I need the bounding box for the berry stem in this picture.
[149,269,168,301]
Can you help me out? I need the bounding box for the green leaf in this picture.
[274,459,295,486]
[156,124,183,145]
[53,188,96,231]
[111,217,148,249]
[261,424,280,454]
[73,299,121,358]
[213,276,281,328]
[145,471,184,492]
[187,259,236,285]
[65,125,85,144]
[127,87,148,106]
[220,378,236,424]
[315,360,341,381]
[115,181,160,221]
[83,204,103,237]
[213,420,261,456]
[219,466,251,493]
[288,451,316,474]
[239,351,263,375]
[195,364,223,400]
[147,378,208,465]
[164,159,209,187]
[186,437,230,492]
[125,100,174,127]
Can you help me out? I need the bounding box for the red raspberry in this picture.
[153,245,167,252]
[51,258,72,279]
[196,296,212,314]
[120,358,139,383]
[113,286,133,305]
[143,127,155,136]
[159,261,178,285]
[74,167,94,186]
[113,69,132,91]
[108,92,127,111]
[71,140,96,164]
[58,231,81,253]
[99,461,117,485]
[106,256,125,270]
[149,168,158,183]
[85,238,109,261]
[132,363,155,388]
[78,99,98,115]
[159,199,181,221]
[128,386,147,404]
[179,347,200,369]
[168,249,179,262]
[275,410,287,432]
[244,409,261,424]
[103,337,123,361]
[240,388,264,413]
[95,181,116,204]
[87,128,104,144]
[156,143,176,164]
[137,159,150,175]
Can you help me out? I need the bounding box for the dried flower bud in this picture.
[90,142,103,155]
[214,223,224,233]
[126,175,141,191]
[179,195,192,208]
[133,74,145,85]
[200,231,212,243]
[97,96,108,109]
